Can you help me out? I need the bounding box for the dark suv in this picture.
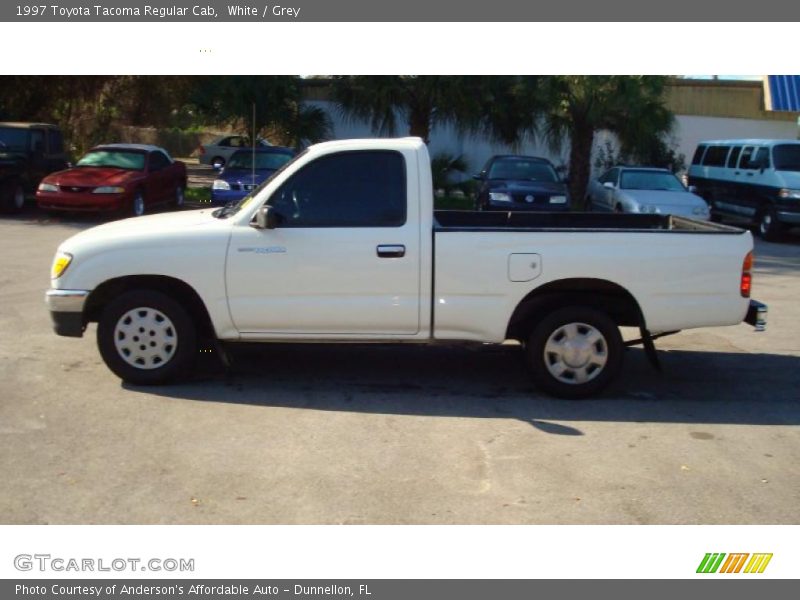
[474,155,570,211]
[0,122,69,211]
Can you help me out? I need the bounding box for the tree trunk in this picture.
[408,108,432,144]
[568,126,595,211]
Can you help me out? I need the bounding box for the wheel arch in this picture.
[505,277,644,341]
[84,275,215,339]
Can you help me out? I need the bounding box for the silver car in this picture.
[588,167,710,220]
[198,135,271,170]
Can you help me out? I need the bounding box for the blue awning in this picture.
[765,75,800,112]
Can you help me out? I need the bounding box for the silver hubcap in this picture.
[761,214,771,234]
[544,322,608,384]
[14,186,24,209]
[114,307,177,370]
[133,195,144,216]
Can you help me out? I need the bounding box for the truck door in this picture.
[225,149,421,336]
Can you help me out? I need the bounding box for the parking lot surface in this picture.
[0,208,798,524]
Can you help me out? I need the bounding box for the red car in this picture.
[36,144,187,216]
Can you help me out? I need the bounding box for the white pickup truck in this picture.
[46,138,767,398]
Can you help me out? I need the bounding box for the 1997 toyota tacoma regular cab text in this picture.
[45,138,768,398]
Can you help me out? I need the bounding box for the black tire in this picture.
[97,290,197,385]
[526,306,623,399]
[3,180,25,213]
[757,206,784,242]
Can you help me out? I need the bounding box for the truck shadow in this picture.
[134,343,800,431]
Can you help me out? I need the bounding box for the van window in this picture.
[702,146,729,167]
[773,144,800,171]
[739,147,755,169]
[727,146,742,168]
[753,147,770,169]
[691,145,707,165]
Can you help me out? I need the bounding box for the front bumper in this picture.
[211,189,249,205]
[36,192,127,212]
[45,289,89,337]
[744,299,768,332]
[776,210,800,225]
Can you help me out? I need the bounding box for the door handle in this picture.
[746,172,754,177]
[377,244,405,258]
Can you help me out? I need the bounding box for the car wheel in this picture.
[211,156,225,170]
[174,185,185,208]
[757,207,784,242]
[3,181,25,212]
[132,191,145,217]
[97,290,197,385]
[526,306,623,399]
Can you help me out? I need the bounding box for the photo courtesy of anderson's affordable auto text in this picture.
[1,0,799,594]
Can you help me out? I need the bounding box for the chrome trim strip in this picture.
[45,289,90,313]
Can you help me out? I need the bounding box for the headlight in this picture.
[213,179,231,191]
[38,182,58,193]
[692,205,710,215]
[638,205,660,214]
[92,186,125,194]
[778,188,800,200]
[549,195,567,204]
[51,251,73,279]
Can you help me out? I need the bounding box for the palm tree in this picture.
[539,76,674,210]
[331,76,539,146]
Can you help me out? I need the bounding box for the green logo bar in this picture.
[697,553,726,573]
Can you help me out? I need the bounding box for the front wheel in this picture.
[3,181,25,212]
[174,185,185,208]
[97,290,197,385]
[526,306,623,399]
[132,191,145,217]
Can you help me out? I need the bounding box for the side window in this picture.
[267,151,407,228]
[691,145,707,165]
[753,147,770,169]
[739,147,755,169]
[30,129,45,154]
[727,146,742,168]
[219,137,233,147]
[701,145,729,167]
[148,151,170,171]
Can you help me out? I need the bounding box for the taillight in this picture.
[741,251,753,297]
[197,145,205,155]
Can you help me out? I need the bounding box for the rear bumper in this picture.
[45,289,89,337]
[744,299,768,332]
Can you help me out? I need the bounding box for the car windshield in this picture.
[772,144,800,171]
[227,150,294,170]
[213,149,308,219]
[0,127,28,152]
[620,171,685,191]
[76,150,146,170]
[488,159,558,182]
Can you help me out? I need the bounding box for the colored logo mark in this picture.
[696,553,773,574]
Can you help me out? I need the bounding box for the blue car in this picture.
[474,155,570,211]
[211,147,295,205]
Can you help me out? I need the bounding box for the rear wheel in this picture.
[757,207,784,242]
[526,306,623,399]
[97,290,197,385]
[174,185,185,208]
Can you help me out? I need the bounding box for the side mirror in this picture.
[252,205,281,230]
[603,181,615,190]
[472,174,484,181]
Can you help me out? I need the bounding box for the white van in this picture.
[687,139,800,241]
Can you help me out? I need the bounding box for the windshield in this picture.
[772,144,800,172]
[620,170,685,191]
[227,150,294,170]
[0,127,28,152]
[213,148,308,219]
[76,150,146,170]
[488,159,558,182]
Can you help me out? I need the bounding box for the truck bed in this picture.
[433,210,745,234]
